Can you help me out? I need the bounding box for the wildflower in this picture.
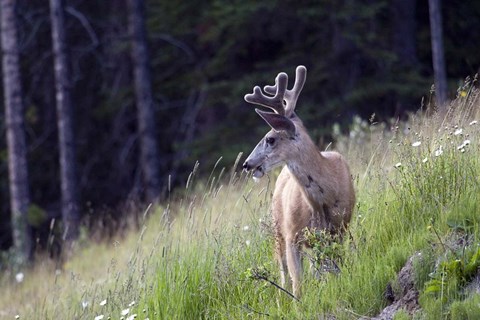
[15,316,20,320]
[394,162,402,168]
[470,120,478,126]
[121,308,130,316]
[427,225,432,231]
[243,225,249,231]
[99,299,107,306]
[460,90,467,97]
[81,301,89,309]
[245,240,251,246]
[422,157,428,163]
[454,128,463,135]
[15,272,24,283]
[411,141,421,147]
[126,314,137,320]
[94,316,105,320]
[128,301,135,307]
[457,139,471,151]
[434,147,443,157]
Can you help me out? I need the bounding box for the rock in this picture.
[371,252,422,320]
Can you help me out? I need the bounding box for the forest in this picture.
[1,0,480,265]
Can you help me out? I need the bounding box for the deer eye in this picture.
[266,137,275,145]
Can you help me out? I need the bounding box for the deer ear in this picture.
[255,109,296,136]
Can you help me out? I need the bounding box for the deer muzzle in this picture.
[243,160,265,179]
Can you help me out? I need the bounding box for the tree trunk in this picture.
[127,0,161,203]
[428,0,448,107]
[1,0,33,264]
[50,0,80,243]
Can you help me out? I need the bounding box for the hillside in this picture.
[1,86,480,319]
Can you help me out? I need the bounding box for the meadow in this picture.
[1,83,480,319]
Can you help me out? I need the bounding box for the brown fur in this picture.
[270,117,355,297]
[243,66,355,297]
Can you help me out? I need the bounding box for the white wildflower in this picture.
[457,139,471,150]
[82,301,89,309]
[94,315,105,320]
[422,157,428,163]
[411,141,421,147]
[245,240,251,246]
[128,301,135,307]
[454,128,463,135]
[469,120,478,126]
[99,299,107,306]
[243,225,249,231]
[434,147,443,157]
[126,314,137,320]
[121,308,130,316]
[15,272,24,283]
[394,162,402,168]
[15,316,20,320]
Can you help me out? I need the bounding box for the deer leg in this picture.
[275,233,289,289]
[309,256,321,279]
[285,239,303,298]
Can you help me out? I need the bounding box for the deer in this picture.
[242,65,355,298]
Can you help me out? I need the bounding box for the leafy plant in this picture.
[424,248,480,298]
[303,228,345,275]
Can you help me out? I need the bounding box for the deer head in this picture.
[243,65,307,178]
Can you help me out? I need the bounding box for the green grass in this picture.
[1,86,480,319]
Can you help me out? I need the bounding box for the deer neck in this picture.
[286,128,328,206]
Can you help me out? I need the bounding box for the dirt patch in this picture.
[371,253,422,320]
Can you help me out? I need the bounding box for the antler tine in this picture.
[284,65,306,116]
[244,72,288,115]
[261,66,307,117]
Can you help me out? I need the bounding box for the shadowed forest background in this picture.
[1,0,480,262]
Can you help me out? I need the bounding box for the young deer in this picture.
[242,66,355,297]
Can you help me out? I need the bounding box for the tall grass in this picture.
[1,84,480,319]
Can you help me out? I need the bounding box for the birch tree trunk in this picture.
[127,0,161,202]
[428,0,448,107]
[50,0,79,243]
[1,0,33,264]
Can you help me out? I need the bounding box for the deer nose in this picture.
[243,161,251,171]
